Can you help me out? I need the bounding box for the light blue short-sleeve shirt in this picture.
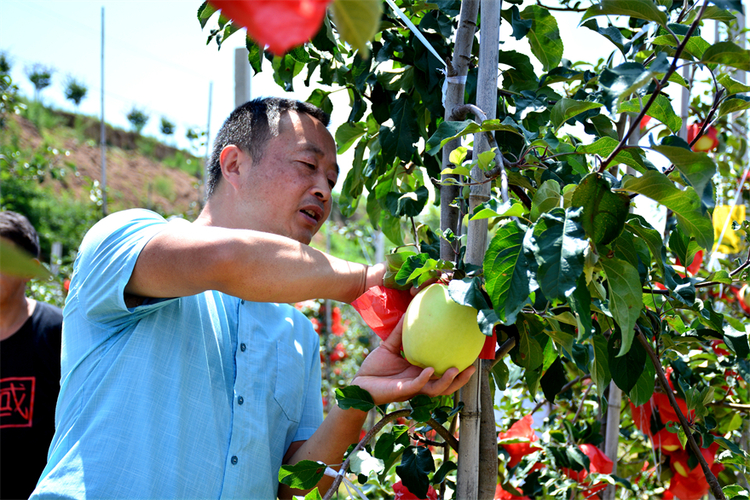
[31,209,323,500]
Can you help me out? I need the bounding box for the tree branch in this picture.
[598,2,710,172]
[636,329,726,500]
[322,407,460,500]
[322,409,410,500]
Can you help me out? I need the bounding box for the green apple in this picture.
[402,283,486,375]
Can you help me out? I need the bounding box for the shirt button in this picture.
[231,456,238,465]
[238,396,244,405]
[240,343,247,352]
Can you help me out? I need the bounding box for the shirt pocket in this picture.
[273,340,305,423]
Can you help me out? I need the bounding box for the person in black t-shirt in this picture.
[0,211,63,500]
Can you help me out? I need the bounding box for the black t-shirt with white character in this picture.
[1,301,62,500]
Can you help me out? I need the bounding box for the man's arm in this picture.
[125,223,384,304]
[278,316,476,499]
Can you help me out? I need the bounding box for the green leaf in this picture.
[498,50,540,92]
[432,461,458,486]
[383,252,416,290]
[569,274,593,340]
[619,171,714,250]
[625,214,667,274]
[197,1,218,29]
[0,239,50,279]
[448,147,468,166]
[380,209,405,246]
[550,98,603,131]
[585,113,619,140]
[520,6,564,72]
[608,327,646,393]
[335,385,375,412]
[724,328,750,359]
[590,334,611,398]
[304,488,323,500]
[330,0,382,55]
[335,122,367,154]
[669,226,700,273]
[703,269,733,285]
[279,460,327,489]
[410,394,440,423]
[718,94,750,118]
[425,120,475,155]
[394,253,429,287]
[484,221,534,325]
[571,173,630,246]
[599,54,670,105]
[651,143,716,208]
[619,94,682,134]
[577,136,655,173]
[381,95,418,162]
[540,356,568,403]
[245,39,263,74]
[470,198,528,220]
[396,256,451,288]
[386,186,429,217]
[582,0,668,27]
[515,319,545,371]
[601,257,643,356]
[629,354,655,406]
[701,5,737,25]
[651,34,711,60]
[718,74,750,94]
[526,207,588,301]
[396,446,435,499]
[374,427,410,480]
[702,41,750,71]
[530,179,562,222]
[621,171,714,248]
[448,277,490,311]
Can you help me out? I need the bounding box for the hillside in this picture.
[6,106,204,217]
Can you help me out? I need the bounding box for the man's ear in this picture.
[219,145,248,192]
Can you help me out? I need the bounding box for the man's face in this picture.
[234,110,338,244]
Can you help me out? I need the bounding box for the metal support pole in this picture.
[100,6,107,216]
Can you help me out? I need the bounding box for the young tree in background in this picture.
[0,52,11,75]
[160,117,175,140]
[63,76,87,111]
[185,126,204,155]
[25,63,54,102]
[126,106,149,134]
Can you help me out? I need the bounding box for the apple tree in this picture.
[200,1,750,499]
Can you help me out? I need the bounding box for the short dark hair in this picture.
[205,97,330,198]
[0,211,40,258]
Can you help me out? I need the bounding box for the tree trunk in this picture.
[440,0,479,262]
[457,1,501,498]
[442,0,480,497]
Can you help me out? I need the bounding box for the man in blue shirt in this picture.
[32,98,474,499]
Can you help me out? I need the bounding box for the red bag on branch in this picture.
[209,0,331,55]
[351,286,413,341]
[479,328,497,360]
